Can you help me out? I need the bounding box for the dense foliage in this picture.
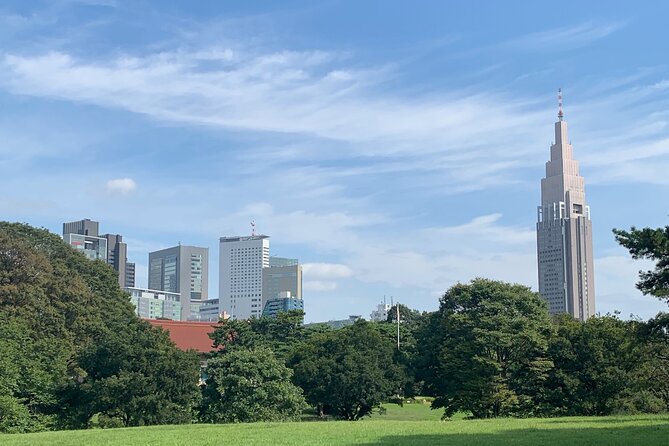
[200,347,305,423]
[202,315,307,422]
[3,221,669,432]
[418,279,553,418]
[290,320,402,420]
[0,223,200,432]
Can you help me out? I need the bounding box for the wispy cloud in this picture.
[0,49,545,154]
[502,21,626,52]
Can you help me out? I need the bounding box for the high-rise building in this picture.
[103,233,134,288]
[125,262,136,288]
[148,245,209,321]
[63,219,134,287]
[262,264,302,303]
[219,235,270,320]
[536,90,595,321]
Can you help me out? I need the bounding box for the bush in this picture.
[612,390,666,415]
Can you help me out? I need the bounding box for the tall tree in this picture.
[200,347,305,423]
[0,223,201,431]
[290,320,402,420]
[542,314,636,416]
[418,279,553,418]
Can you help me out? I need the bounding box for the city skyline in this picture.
[2,1,669,322]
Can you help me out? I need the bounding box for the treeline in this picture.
[1,222,668,433]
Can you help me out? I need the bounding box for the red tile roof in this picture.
[146,319,221,353]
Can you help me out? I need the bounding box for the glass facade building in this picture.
[148,245,209,321]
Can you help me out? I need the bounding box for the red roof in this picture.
[146,319,221,353]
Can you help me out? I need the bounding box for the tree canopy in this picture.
[0,223,200,432]
[418,279,553,418]
[290,319,402,420]
[200,347,305,423]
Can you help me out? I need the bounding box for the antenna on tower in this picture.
[558,88,564,121]
[250,221,256,236]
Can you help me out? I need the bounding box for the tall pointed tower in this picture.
[537,89,595,321]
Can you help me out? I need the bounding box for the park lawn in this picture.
[367,401,453,421]
[2,415,669,446]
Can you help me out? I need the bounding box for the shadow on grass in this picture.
[362,423,669,446]
[541,415,666,424]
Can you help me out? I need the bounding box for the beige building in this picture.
[262,264,302,303]
[536,90,595,321]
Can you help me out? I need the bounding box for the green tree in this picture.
[418,279,553,418]
[209,310,306,363]
[200,347,305,423]
[614,223,669,302]
[542,314,636,416]
[0,222,201,431]
[290,319,402,420]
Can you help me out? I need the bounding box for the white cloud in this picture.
[0,49,546,165]
[302,263,353,279]
[594,254,665,318]
[106,177,136,194]
[303,280,339,292]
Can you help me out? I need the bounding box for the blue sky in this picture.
[1,0,668,322]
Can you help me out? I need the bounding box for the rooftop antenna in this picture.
[557,88,564,121]
[250,221,256,236]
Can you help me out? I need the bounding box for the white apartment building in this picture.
[219,235,270,320]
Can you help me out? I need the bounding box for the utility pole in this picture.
[396,302,400,350]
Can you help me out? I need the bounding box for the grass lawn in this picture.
[367,400,455,421]
[3,414,669,446]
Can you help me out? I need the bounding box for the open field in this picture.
[3,415,669,446]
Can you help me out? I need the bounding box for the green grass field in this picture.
[3,410,668,446]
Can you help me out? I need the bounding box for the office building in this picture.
[219,235,270,320]
[103,233,135,288]
[125,286,181,321]
[269,256,299,267]
[148,245,209,321]
[262,263,302,303]
[63,219,136,287]
[536,90,595,321]
[262,291,303,318]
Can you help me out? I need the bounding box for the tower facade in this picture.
[536,90,595,321]
[219,235,270,320]
[148,245,209,321]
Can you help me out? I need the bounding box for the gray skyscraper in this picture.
[103,233,135,288]
[148,245,209,321]
[536,90,595,321]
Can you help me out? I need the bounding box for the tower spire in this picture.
[557,88,564,121]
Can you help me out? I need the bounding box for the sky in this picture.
[1,0,668,323]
